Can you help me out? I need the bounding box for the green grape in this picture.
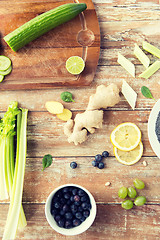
[134,196,146,206]
[121,200,133,210]
[118,187,128,199]
[127,187,137,198]
[133,179,145,189]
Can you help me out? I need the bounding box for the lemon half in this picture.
[110,122,141,151]
[114,141,143,165]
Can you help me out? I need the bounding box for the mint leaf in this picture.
[141,86,155,100]
[42,154,52,171]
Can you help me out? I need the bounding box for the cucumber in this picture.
[4,3,87,52]
[0,65,12,76]
[0,75,4,82]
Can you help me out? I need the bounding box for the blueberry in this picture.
[95,154,102,162]
[78,206,83,212]
[73,219,81,227]
[64,193,70,200]
[75,212,83,219]
[78,189,85,196]
[55,190,63,198]
[55,215,61,222]
[74,195,80,202]
[67,199,72,205]
[58,219,65,228]
[98,162,104,169]
[71,204,78,213]
[74,201,81,206]
[65,220,72,229]
[92,160,98,167]
[65,212,73,220]
[60,210,65,216]
[70,195,74,202]
[81,202,90,210]
[63,204,69,212]
[62,187,69,193]
[60,198,66,204]
[51,208,58,216]
[80,216,86,222]
[83,210,90,218]
[54,202,61,209]
[72,188,78,195]
[70,162,77,169]
[81,195,89,202]
[73,218,81,227]
[102,151,109,158]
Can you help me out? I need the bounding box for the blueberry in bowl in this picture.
[45,184,97,236]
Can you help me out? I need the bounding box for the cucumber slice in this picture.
[139,60,160,79]
[0,56,11,71]
[0,75,4,82]
[0,65,12,76]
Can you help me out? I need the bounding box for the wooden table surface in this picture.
[0,0,160,239]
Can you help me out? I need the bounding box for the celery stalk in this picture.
[3,109,28,240]
[117,52,135,77]
[139,60,160,79]
[0,139,8,200]
[143,41,160,59]
[134,43,150,68]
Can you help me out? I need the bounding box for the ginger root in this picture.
[64,83,120,145]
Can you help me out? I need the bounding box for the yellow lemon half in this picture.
[110,122,141,151]
[113,141,143,165]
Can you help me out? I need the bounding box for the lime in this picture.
[0,75,4,82]
[66,56,85,75]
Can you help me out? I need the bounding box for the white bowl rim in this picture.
[45,183,97,236]
[148,99,160,159]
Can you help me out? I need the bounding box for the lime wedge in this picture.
[0,56,11,71]
[0,65,12,76]
[66,56,85,75]
[0,75,4,82]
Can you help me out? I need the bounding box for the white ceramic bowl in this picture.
[45,184,97,236]
[148,99,160,159]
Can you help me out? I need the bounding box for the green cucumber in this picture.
[0,56,11,71]
[4,3,87,52]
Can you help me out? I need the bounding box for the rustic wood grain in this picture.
[0,204,160,239]
[0,0,160,239]
[0,0,100,89]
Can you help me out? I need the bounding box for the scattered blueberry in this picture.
[92,160,98,167]
[98,162,104,169]
[102,151,109,158]
[95,154,102,162]
[70,162,77,169]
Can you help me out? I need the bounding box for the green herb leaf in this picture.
[60,91,75,102]
[141,86,155,100]
[42,154,52,171]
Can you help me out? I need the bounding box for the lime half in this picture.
[66,56,85,75]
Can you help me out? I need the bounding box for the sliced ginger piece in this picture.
[57,108,72,121]
[45,101,64,114]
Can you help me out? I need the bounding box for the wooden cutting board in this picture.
[0,0,100,90]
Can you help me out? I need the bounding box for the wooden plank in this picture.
[0,0,100,89]
[0,110,151,157]
[0,204,160,239]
